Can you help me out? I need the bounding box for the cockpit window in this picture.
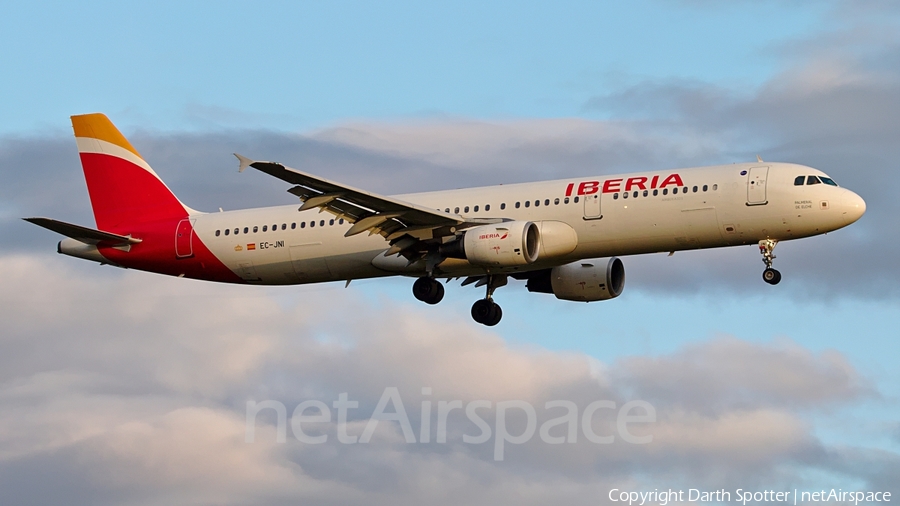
[794,176,805,186]
[806,175,822,185]
[820,176,838,186]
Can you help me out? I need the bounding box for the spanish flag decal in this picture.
[247,243,256,251]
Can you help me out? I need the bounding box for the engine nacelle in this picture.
[526,257,625,302]
[448,221,540,267]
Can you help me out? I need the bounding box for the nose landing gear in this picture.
[759,239,782,285]
[471,275,506,326]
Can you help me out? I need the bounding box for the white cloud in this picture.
[0,254,892,504]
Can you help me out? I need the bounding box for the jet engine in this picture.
[442,221,540,267]
[525,257,625,302]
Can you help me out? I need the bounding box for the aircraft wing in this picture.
[235,154,491,251]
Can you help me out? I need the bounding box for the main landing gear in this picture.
[412,276,444,304]
[470,275,506,326]
[759,239,782,285]
[412,274,505,326]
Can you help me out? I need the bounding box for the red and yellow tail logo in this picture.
[71,113,189,231]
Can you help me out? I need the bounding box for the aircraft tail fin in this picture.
[71,113,191,231]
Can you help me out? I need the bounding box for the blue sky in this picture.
[3,1,831,133]
[1,1,898,504]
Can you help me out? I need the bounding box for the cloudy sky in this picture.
[1,1,898,504]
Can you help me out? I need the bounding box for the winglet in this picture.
[234,153,254,173]
[756,154,764,163]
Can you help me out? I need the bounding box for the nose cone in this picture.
[840,190,866,225]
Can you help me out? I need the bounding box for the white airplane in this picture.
[26,114,866,325]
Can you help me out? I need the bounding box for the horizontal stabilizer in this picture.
[23,217,142,246]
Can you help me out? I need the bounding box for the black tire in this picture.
[413,277,444,304]
[430,281,445,304]
[762,268,782,285]
[471,299,502,326]
[471,299,493,324]
[485,302,502,326]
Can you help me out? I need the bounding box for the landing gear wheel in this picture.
[762,268,782,285]
[758,239,781,286]
[413,277,444,304]
[471,299,502,326]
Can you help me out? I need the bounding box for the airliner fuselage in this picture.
[180,163,864,285]
[28,114,866,326]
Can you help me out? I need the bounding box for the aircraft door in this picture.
[175,218,194,258]
[747,166,769,205]
[583,193,602,219]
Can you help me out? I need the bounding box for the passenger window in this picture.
[794,176,805,186]
[454,207,460,214]
[515,202,521,208]
[663,189,668,195]
[633,191,638,198]
[544,199,550,206]
[243,227,249,234]
[224,229,230,236]
[291,223,296,229]
[702,185,708,192]
[252,226,257,233]
[673,188,678,194]
[613,193,619,200]
[643,190,648,197]
[693,186,698,192]
[262,225,267,232]
[339,219,344,224]
[445,208,450,213]
[474,205,479,212]
[464,206,469,213]
[525,201,530,208]
[623,192,628,199]
[807,176,821,185]
[320,220,325,227]
[653,189,658,196]
[535,200,540,207]
[282,224,287,230]
[301,222,306,228]
[564,197,569,204]
[683,187,688,193]
[712,184,718,191]
[329,219,334,226]
[574,196,579,203]
[485,204,491,211]
[215,230,221,236]
[310,221,315,227]
[234,228,239,235]
[500,203,506,210]
[554,198,559,205]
